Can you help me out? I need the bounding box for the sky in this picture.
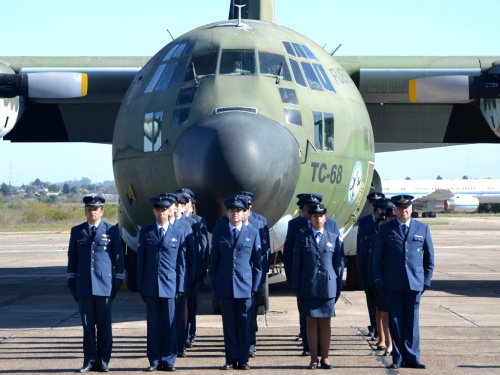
[1,0,499,185]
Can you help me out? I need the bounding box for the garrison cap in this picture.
[83,194,105,207]
[175,192,188,205]
[373,198,392,209]
[297,193,323,207]
[150,194,173,209]
[308,203,327,215]
[175,188,196,203]
[162,193,179,203]
[391,194,414,207]
[176,188,195,198]
[367,192,385,202]
[224,196,248,210]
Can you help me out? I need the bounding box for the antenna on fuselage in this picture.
[235,4,246,27]
[167,29,174,41]
[330,44,342,55]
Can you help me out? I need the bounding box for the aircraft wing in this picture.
[412,189,455,204]
[411,189,455,213]
[0,57,148,143]
[336,56,500,152]
[2,55,500,148]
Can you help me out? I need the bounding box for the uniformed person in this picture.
[363,199,394,356]
[356,191,385,339]
[166,192,196,358]
[175,188,209,349]
[137,195,186,372]
[292,204,345,369]
[210,196,262,370]
[233,191,270,358]
[373,195,435,370]
[283,193,340,355]
[67,194,124,373]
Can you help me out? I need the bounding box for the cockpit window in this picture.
[289,58,307,87]
[184,51,218,82]
[169,57,189,87]
[301,62,323,91]
[156,62,178,91]
[282,41,296,57]
[220,50,256,75]
[259,52,291,81]
[163,41,194,62]
[291,43,308,59]
[279,88,298,104]
[312,64,336,92]
[301,44,317,60]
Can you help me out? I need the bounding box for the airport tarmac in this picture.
[1,215,499,374]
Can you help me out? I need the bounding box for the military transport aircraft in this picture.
[1,0,499,295]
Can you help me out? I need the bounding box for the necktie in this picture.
[232,228,239,246]
[91,225,96,235]
[402,224,408,238]
[159,227,166,241]
[315,231,322,244]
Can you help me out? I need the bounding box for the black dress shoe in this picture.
[388,363,402,369]
[98,364,109,372]
[320,360,333,369]
[302,351,311,356]
[185,341,193,348]
[404,361,427,369]
[146,364,158,372]
[78,364,93,373]
[164,365,176,372]
[238,363,250,370]
[177,351,186,358]
[375,345,386,351]
[307,362,318,370]
[221,362,234,370]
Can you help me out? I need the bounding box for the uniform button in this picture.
[92,251,95,253]
[234,257,236,260]
[91,268,94,271]
[318,270,321,273]
[405,257,408,260]
[104,246,107,250]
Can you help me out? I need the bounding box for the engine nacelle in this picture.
[0,62,20,139]
[444,195,479,213]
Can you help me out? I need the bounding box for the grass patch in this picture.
[0,201,118,231]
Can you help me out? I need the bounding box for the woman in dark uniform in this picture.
[292,204,345,369]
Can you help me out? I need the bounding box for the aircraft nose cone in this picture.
[173,111,300,229]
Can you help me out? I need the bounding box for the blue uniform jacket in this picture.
[356,213,375,273]
[210,223,262,299]
[137,223,186,298]
[173,217,196,289]
[373,219,435,292]
[184,213,209,282]
[292,229,345,299]
[67,221,124,297]
[283,216,340,283]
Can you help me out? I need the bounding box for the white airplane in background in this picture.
[382,178,500,217]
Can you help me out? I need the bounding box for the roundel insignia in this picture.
[347,161,363,204]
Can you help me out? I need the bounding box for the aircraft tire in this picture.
[345,256,363,290]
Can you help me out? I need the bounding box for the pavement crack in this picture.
[440,305,480,327]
